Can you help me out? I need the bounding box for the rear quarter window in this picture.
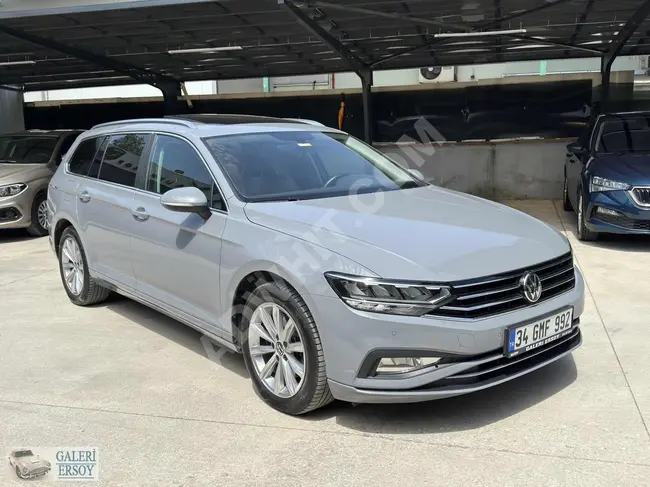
[67,137,105,176]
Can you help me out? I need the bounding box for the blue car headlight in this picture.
[590,176,630,193]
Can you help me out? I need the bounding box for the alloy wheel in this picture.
[247,302,306,398]
[37,200,49,231]
[61,237,85,296]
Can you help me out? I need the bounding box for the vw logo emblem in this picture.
[520,272,542,303]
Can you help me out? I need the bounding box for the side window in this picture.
[98,133,151,188]
[147,135,225,211]
[67,137,105,176]
[87,136,109,178]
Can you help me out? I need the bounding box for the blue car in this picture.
[564,111,650,241]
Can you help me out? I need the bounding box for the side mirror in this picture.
[408,168,425,180]
[160,187,211,220]
[567,141,586,156]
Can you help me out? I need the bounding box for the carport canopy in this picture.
[3,0,650,141]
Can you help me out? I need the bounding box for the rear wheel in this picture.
[577,191,598,241]
[241,281,333,415]
[26,193,49,237]
[562,175,572,212]
[58,226,111,306]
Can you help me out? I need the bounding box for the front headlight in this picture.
[590,176,629,192]
[0,183,27,197]
[324,272,451,316]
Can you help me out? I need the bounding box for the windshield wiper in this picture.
[400,180,424,189]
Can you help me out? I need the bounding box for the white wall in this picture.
[23,55,648,102]
[24,80,216,102]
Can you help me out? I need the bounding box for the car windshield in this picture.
[203,130,425,202]
[0,136,58,163]
[596,116,650,154]
[14,450,33,457]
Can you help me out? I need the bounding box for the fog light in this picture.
[596,207,622,217]
[375,357,441,375]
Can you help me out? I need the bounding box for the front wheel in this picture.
[241,281,333,415]
[26,193,49,237]
[15,466,23,479]
[577,191,598,241]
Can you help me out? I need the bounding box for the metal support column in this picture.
[600,56,613,112]
[159,81,184,115]
[360,70,373,144]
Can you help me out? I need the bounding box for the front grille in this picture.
[596,212,650,231]
[0,207,21,222]
[633,187,650,206]
[429,252,575,319]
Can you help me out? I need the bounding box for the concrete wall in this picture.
[378,139,569,200]
[0,88,25,134]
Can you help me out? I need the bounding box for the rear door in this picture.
[73,133,152,289]
[129,133,228,334]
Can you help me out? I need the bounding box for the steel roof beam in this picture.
[604,0,650,67]
[278,0,369,79]
[481,0,575,30]
[0,23,181,95]
[601,0,650,111]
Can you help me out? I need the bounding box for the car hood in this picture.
[591,154,650,185]
[15,456,49,470]
[0,163,52,185]
[243,186,570,282]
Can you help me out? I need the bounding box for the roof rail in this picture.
[283,118,325,127]
[91,118,196,130]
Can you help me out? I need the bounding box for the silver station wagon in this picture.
[48,115,584,415]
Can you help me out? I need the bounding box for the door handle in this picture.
[131,207,149,221]
[77,191,91,203]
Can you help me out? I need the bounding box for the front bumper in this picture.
[0,186,37,230]
[22,468,50,479]
[585,190,650,234]
[308,267,585,403]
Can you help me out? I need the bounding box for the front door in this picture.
[129,134,228,334]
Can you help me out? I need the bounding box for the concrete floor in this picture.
[1,200,650,486]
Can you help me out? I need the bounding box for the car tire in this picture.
[562,175,572,212]
[58,226,111,306]
[15,466,22,479]
[241,280,333,415]
[26,193,49,237]
[577,191,598,241]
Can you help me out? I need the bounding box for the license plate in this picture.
[505,308,574,358]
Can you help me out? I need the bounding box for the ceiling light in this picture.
[168,46,243,54]
[435,28,527,38]
[0,60,36,66]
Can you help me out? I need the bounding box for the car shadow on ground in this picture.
[99,294,250,379]
[303,355,577,433]
[96,294,577,433]
[561,210,650,251]
[0,229,34,243]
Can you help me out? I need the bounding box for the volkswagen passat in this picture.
[48,115,584,415]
